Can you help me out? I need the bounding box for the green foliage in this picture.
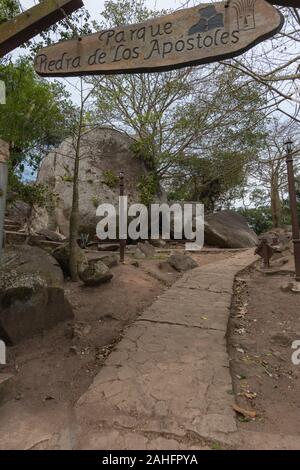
[20,7,92,57]
[61,174,74,183]
[0,58,75,174]
[79,233,90,249]
[91,196,100,208]
[8,172,51,208]
[102,170,118,188]
[90,1,266,209]
[237,207,273,235]
[0,0,19,25]
[137,174,158,206]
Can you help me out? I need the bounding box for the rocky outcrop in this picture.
[33,128,165,238]
[204,211,258,248]
[0,246,73,344]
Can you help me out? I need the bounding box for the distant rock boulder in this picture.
[204,211,258,248]
[33,128,165,238]
[0,245,73,344]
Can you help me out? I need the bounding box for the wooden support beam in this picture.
[267,1,300,7]
[0,0,83,57]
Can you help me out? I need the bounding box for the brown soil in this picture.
[1,249,233,413]
[228,264,300,436]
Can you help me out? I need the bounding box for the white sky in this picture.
[20,0,192,19]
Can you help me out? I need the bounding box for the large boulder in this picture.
[0,246,73,344]
[204,211,258,248]
[33,128,165,237]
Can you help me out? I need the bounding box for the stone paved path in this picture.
[74,250,257,450]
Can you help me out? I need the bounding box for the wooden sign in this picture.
[34,0,284,77]
[0,0,83,57]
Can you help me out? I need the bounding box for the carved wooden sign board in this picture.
[34,0,284,77]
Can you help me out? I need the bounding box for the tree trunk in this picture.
[69,83,84,282]
[69,139,80,281]
[271,171,282,228]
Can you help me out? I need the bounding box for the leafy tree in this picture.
[0,0,19,25]
[0,58,75,179]
[89,0,266,209]
[237,207,273,235]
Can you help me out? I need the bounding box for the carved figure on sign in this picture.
[189,6,224,35]
[232,0,256,31]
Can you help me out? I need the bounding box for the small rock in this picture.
[131,261,139,268]
[79,260,113,286]
[52,242,88,276]
[137,241,156,258]
[281,281,300,293]
[134,248,146,259]
[37,229,66,242]
[69,345,79,355]
[67,321,92,340]
[150,239,167,248]
[167,252,198,272]
[99,253,119,268]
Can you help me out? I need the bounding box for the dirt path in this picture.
[0,250,235,450]
[73,250,256,450]
[228,266,300,449]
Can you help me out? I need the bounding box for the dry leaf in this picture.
[233,404,256,419]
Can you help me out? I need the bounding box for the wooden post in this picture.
[0,0,83,57]
[119,172,126,264]
[0,139,9,256]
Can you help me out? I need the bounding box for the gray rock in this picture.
[65,321,92,340]
[149,239,167,248]
[167,252,198,272]
[134,248,146,259]
[5,200,30,226]
[98,253,119,268]
[0,247,73,344]
[204,211,258,248]
[0,245,63,286]
[79,260,113,286]
[137,241,156,258]
[32,128,166,237]
[281,281,300,293]
[36,228,66,242]
[98,244,120,252]
[52,242,88,277]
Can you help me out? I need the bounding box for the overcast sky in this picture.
[20,0,194,19]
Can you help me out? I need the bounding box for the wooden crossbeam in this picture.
[267,1,300,7]
[0,0,83,57]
